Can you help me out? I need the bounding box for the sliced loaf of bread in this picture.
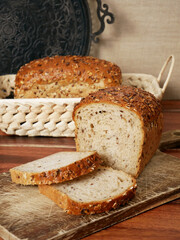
[73,86,163,178]
[10,151,102,185]
[39,166,137,215]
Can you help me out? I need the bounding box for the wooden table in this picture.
[0,100,180,240]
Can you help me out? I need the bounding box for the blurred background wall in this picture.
[88,0,180,99]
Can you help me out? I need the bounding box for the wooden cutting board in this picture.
[0,130,180,240]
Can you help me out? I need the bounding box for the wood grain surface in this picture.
[0,100,179,240]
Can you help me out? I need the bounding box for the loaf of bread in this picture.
[10,151,102,185]
[14,55,122,98]
[73,86,163,178]
[39,166,137,215]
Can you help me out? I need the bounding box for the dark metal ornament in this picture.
[91,0,115,43]
[0,0,114,75]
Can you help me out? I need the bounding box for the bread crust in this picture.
[14,55,122,98]
[38,176,137,215]
[73,86,163,178]
[10,152,103,185]
[73,86,162,125]
[136,113,163,176]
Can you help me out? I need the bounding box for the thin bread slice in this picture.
[39,167,137,215]
[10,151,102,185]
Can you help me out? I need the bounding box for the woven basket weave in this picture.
[0,55,174,137]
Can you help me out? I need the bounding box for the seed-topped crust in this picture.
[73,86,162,126]
[14,55,122,98]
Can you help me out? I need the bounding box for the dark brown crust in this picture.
[38,178,137,215]
[14,55,122,98]
[73,86,163,178]
[10,152,103,185]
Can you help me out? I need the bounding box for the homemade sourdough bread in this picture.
[14,55,122,98]
[10,151,102,185]
[73,86,163,178]
[39,166,137,215]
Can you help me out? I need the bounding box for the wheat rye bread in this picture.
[10,151,102,185]
[39,167,137,215]
[14,55,122,98]
[73,86,163,178]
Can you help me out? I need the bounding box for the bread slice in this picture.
[73,86,163,178]
[39,167,137,215]
[10,151,102,185]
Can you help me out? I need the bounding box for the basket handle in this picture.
[157,55,175,94]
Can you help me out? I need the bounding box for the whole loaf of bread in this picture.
[14,55,122,98]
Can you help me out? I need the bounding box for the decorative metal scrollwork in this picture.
[91,0,115,43]
[0,0,92,74]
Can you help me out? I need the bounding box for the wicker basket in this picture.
[0,55,174,137]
